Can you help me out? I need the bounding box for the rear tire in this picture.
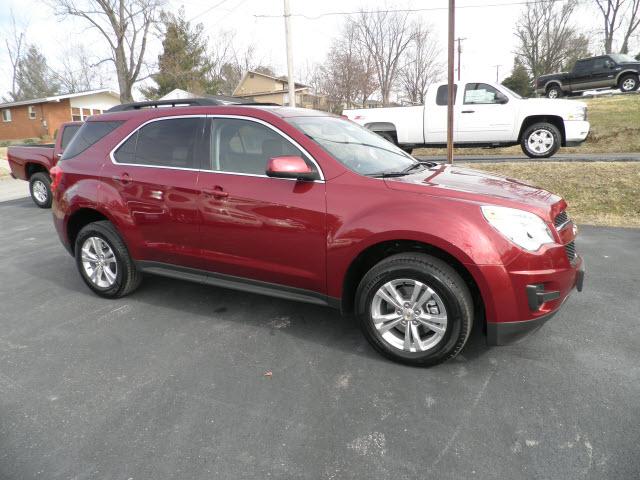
[619,73,639,92]
[29,172,52,208]
[521,122,561,158]
[75,221,142,298]
[355,253,474,367]
[546,85,563,99]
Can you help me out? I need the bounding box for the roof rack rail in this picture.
[107,98,224,112]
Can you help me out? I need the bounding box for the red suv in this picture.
[51,99,584,366]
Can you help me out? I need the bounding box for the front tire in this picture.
[29,172,52,208]
[619,74,639,92]
[355,253,473,367]
[521,122,561,158]
[75,221,142,298]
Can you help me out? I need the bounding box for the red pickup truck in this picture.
[7,122,81,208]
[50,99,584,366]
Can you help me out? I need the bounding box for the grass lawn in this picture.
[413,93,640,157]
[461,161,640,228]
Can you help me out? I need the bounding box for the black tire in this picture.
[521,122,561,159]
[75,220,142,298]
[619,73,639,92]
[355,253,474,367]
[29,172,52,208]
[546,85,563,99]
[376,131,396,144]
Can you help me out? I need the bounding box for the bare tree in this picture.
[515,0,589,78]
[620,0,640,53]
[352,9,415,106]
[595,0,626,53]
[399,23,442,104]
[51,0,165,102]
[58,44,109,93]
[3,11,27,101]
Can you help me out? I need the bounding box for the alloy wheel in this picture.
[32,180,48,204]
[527,129,554,155]
[371,278,448,353]
[622,78,637,91]
[81,236,118,288]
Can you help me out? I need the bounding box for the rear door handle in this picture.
[461,110,475,113]
[207,186,228,199]
[112,173,131,186]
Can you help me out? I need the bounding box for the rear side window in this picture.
[60,124,81,150]
[436,84,457,106]
[114,117,203,169]
[61,121,122,160]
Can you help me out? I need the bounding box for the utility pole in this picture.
[447,0,455,165]
[493,64,501,82]
[455,37,467,81]
[283,0,296,107]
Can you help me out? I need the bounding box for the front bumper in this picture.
[486,256,585,345]
[564,120,590,145]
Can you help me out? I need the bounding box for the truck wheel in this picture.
[75,220,142,298]
[355,253,473,367]
[619,74,639,92]
[521,122,561,158]
[29,172,52,208]
[546,85,563,99]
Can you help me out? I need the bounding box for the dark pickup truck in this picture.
[7,122,81,208]
[536,54,640,98]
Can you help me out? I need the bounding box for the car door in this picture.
[591,57,616,88]
[104,116,205,269]
[425,84,457,144]
[570,59,595,90]
[456,83,515,143]
[196,116,327,294]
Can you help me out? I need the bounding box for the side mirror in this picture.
[495,93,509,104]
[266,156,316,181]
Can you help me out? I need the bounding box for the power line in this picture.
[253,0,568,19]
[188,0,233,22]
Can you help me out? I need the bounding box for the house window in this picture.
[82,108,91,118]
[71,107,82,121]
[28,105,36,119]
[2,109,11,122]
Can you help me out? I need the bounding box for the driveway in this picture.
[0,197,638,479]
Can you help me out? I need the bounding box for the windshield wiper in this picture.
[402,161,437,173]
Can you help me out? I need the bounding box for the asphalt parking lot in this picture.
[0,197,639,480]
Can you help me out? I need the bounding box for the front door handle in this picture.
[461,110,475,113]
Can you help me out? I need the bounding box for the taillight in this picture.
[50,165,63,192]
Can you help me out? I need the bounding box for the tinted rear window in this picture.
[61,121,122,160]
[60,124,81,150]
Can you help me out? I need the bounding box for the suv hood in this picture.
[384,164,564,219]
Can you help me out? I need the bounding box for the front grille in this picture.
[554,211,569,229]
[565,240,577,263]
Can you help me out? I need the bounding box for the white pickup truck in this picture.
[343,81,590,158]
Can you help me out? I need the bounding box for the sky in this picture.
[0,0,625,100]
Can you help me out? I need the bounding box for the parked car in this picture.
[536,54,640,98]
[50,99,584,366]
[343,81,590,159]
[7,122,82,207]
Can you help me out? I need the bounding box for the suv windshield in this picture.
[610,53,637,63]
[286,116,417,176]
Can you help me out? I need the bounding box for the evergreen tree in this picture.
[15,45,60,100]
[502,58,533,97]
[142,8,216,99]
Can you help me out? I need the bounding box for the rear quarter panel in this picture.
[7,146,54,180]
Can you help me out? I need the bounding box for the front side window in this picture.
[114,117,202,169]
[287,116,416,176]
[2,109,11,122]
[464,83,503,104]
[208,118,311,176]
[28,106,36,119]
[61,121,123,160]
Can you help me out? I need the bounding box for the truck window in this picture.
[463,83,502,104]
[60,124,81,150]
[573,60,592,74]
[61,121,123,160]
[436,85,457,106]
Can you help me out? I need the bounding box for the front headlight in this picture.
[481,206,554,251]
[564,106,587,121]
